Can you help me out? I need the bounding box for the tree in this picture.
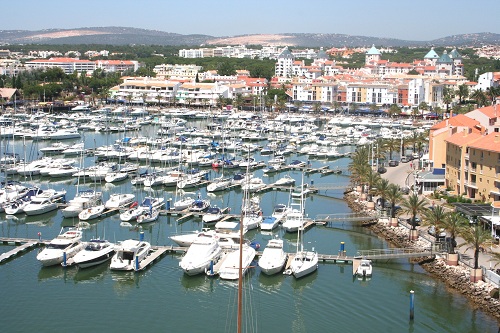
[373,178,390,210]
[459,223,493,269]
[486,86,500,104]
[233,93,244,111]
[470,89,488,108]
[399,193,427,230]
[383,138,401,160]
[443,87,453,114]
[388,104,401,118]
[457,84,469,104]
[441,212,468,254]
[422,205,447,232]
[418,101,429,118]
[385,184,403,218]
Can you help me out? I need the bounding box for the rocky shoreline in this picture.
[344,189,500,323]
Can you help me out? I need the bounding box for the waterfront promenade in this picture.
[381,161,500,270]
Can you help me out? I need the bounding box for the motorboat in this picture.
[104,171,128,183]
[217,243,256,280]
[258,237,287,275]
[288,160,307,169]
[36,228,85,266]
[49,128,81,140]
[72,239,116,268]
[48,164,80,178]
[355,259,373,278]
[119,196,164,222]
[260,216,279,231]
[3,187,43,215]
[169,228,215,247]
[62,190,102,218]
[24,189,65,216]
[274,174,295,187]
[104,193,135,209]
[110,239,151,271]
[271,204,292,224]
[40,142,70,154]
[202,206,223,224]
[173,193,195,211]
[179,235,223,276]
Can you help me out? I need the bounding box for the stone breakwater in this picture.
[344,189,500,323]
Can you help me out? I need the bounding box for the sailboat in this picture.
[287,174,318,279]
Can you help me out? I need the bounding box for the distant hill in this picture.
[0,27,499,47]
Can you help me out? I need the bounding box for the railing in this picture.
[315,212,377,222]
[356,246,439,259]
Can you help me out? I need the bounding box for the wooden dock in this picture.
[136,247,170,271]
[0,241,39,263]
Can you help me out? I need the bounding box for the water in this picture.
[0,118,498,332]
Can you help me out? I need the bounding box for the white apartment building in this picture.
[25,57,96,74]
[153,64,203,81]
[113,77,181,103]
[175,82,229,107]
[96,60,139,73]
[275,47,294,78]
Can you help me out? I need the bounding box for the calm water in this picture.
[0,118,498,332]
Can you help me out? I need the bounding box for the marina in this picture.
[0,111,498,332]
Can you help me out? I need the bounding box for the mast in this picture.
[238,144,252,333]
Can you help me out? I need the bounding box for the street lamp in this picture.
[43,77,47,103]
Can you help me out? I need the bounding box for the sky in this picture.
[2,0,499,41]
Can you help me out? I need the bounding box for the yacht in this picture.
[62,190,102,218]
[179,235,223,276]
[73,239,116,268]
[218,243,256,280]
[169,228,215,247]
[260,216,279,231]
[202,206,223,224]
[258,237,287,275]
[110,239,151,271]
[36,228,85,266]
[271,204,292,224]
[104,193,135,209]
[24,189,66,216]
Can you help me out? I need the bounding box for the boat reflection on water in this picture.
[37,265,77,282]
[258,271,285,292]
[290,269,318,291]
[111,271,141,297]
[74,263,109,284]
[180,274,216,293]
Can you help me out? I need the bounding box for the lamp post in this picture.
[43,77,46,103]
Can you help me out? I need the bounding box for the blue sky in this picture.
[3,0,499,41]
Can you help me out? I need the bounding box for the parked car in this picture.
[377,166,387,174]
[428,226,446,239]
[388,160,399,167]
[400,156,409,163]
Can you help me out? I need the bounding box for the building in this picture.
[275,47,294,78]
[112,77,181,104]
[429,114,482,170]
[153,64,203,81]
[25,57,96,74]
[445,130,500,202]
[95,60,139,73]
[465,105,500,134]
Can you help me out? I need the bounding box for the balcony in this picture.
[467,181,478,189]
[465,153,469,160]
[470,168,477,173]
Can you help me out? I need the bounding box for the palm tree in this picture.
[388,104,401,118]
[217,94,226,110]
[457,84,469,104]
[422,205,447,233]
[233,93,244,111]
[486,86,500,104]
[156,94,162,106]
[459,223,493,270]
[399,193,427,230]
[418,101,429,118]
[385,184,403,218]
[442,87,453,115]
[383,138,401,160]
[373,178,390,211]
[141,92,148,106]
[362,168,381,202]
[440,212,468,254]
[294,100,303,113]
[470,89,488,108]
[312,102,322,114]
[348,146,370,187]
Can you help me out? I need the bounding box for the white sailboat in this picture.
[287,175,318,279]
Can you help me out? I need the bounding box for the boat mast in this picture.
[238,145,251,333]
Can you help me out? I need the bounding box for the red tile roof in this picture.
[467,132,500,152]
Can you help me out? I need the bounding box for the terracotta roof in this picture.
[430,114,481,130]
[476,105,499,119]
[444,131,482,146]
[467,132,500,152]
